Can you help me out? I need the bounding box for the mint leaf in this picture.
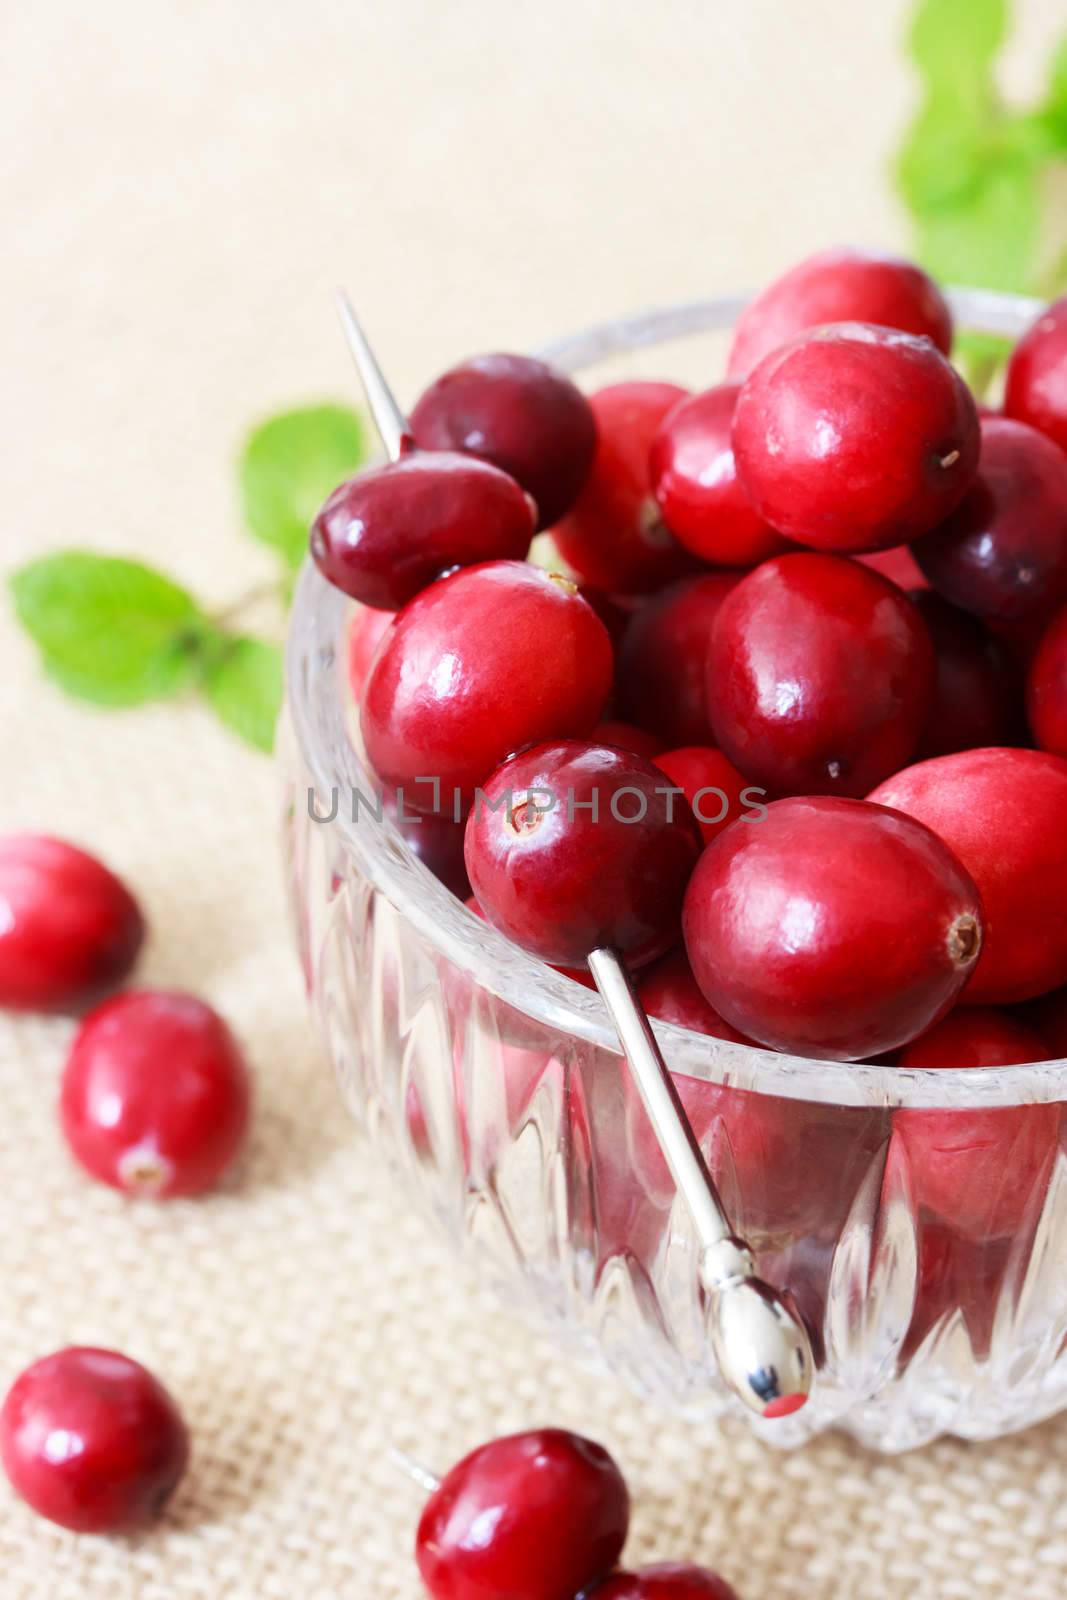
[10,553,205,706]
[911,152,1040,291]
[906,0,1006,98]
[203,635,283,753]
[239,404,367,570]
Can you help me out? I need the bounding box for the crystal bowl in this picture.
[282,287,1067,1451]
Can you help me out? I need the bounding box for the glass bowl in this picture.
[282,287,1067,1451]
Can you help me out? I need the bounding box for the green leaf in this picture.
[202,635,283,753]
[911,152,1040,291]
[239,404,367,570]
[906,0,1006,100]
[10,553,205,706]
[896,96,988,215]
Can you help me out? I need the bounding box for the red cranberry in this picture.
[727,248,952,378]
[311,451,534,609]
[1019,985,1067,1057]
[1004,294,1067,455]
[892,1008,1057,1241]
[416,1428,629,1600]
[410,353,596,528]
[870,747,1067,1004]
[593,720,664,759]
[1028,603,1067,757]
[552,382,696,594]
[732,323,979,552]
[913,418,1067,623]
[361,562,613,812]
[683,796,983,1060]
[0,1347,188,1532]
[465,742,702,969]
[653,746,763,845]
[0,836,144,1013]
[385,794,471,900]
[706,554,933,797]
[60,990,251,1197]
[589,1563,740,1600]
[617,573,741,747]
[637,947,752,1041]
[346,603,393,701]
[649,384,789,567]
[911,590,1021,758]
[857,545,928,590]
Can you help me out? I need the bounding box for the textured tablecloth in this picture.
[4,2,1067,1594]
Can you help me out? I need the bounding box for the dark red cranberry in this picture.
[912,418,1067,623]
[649,384,789,566]
[706,554,933,797]
[857,545,928,590]
[0,1348,188,1532]
[311,451,534,609]
[637,947,752,1041]
[416,1428,629,1600]
[653,746,764,845]
[385,794,471,899]
[465,893,594,993]
[409,353,596,528]
[1004,294,1067,455]
[552,382,696,594]
[1019,985,1067,1057]
[0,836,144,1013]
[1028,603,1067,757]
[346,603,393,701]
[60,990,251,1197]
[589,1563,740,1600]
[683,796,983,1060]
[911,590,1021,758]
[465,742,702,969]
[617,573,741,747]
[727,248,952,378]
[732,323,979,552]
[870,747,1067,1004]
[361,562,613,812]
[593,720,664,759]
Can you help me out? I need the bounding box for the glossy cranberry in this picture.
[683,796,983,1060]
[911,590,1021,758]
[706,554,933,797]
[385,794,470,899]
[61,990,251,1197]
[346,602,393,701]
[593,720,664,759]
[0,836,144,1013]
[465,742,702,969]
[1004,294,1067,454]
[0,1348,188,1532]
[416,1428,629,1600]
[857,545,928,590]
[653,746,763,845]
[552,382,696,594]
[637,947,752,1041]
[727,248,952,378]
[410,353,596,529]
[870,747,1067,1004]
[1028,603,1067,757]
[361,562,613,811]
[617,573,741,747]
[892,1009,1057,1241]
[589,1563,740,1600]
[311,451,534,609]
[913,418,1067,623]
[732,323,979,553]
[649,384,789,566]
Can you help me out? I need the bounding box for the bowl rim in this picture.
[285,284,1067,1111]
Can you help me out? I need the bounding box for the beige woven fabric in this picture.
[4,1,1067,1594]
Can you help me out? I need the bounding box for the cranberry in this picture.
[732,323,979,553]
[653,746,763,845]
[1028,603,1067,757]
[637,947,752,1042]
[892,1008,1057,1242]
[346,603,393,701]
[857,545,928,590]
[410,352,596,529]
[311,451,534,609]
[464,742,702,969]
[683,796,983,1060]
[617,573,741,747]
[705,554,933,797]
[361,562,613,812]
[1004,294,1067,455]
[911,590,1021,758]
[593,720,664,760]
[870,747,1067,1004]
[727,247,952,378]
[416,1428,629,1600]
[0,1347,188,1532]
[60,990,251,1197]
[0,835,144,1013]
[1019,985,1067,1057]
[649,384,789,566]
[552,382,696,594]
[385,794,470,900]
[589,1563,740,1600]
[912,418,1067,623]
